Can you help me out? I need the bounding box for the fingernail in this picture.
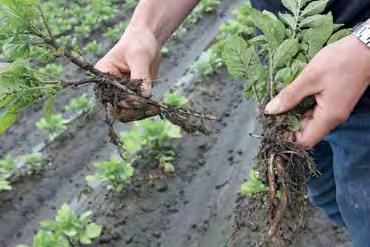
[264,97,282,114]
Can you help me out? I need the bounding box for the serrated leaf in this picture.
[273,39,299,68]
[0,109,19,134]
[0,177,11,191]
[3,44,30,60]
[251,9,285,47]
[281,0,298,15]
[299,14,326,28]
[221,35,251,78]
[327,29,350,44]
[275,68,292,84]
[43,95,56,122]
[301,13,334,58]
[279,13,296,30]
[301,0,329,17]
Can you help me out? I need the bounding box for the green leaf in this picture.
[301,13,334,58]
[221,36,252,78]
[287,114,301,132]
[251,10,285,47]
[0,109,19,134]
[3,44,30,60]
[20,152,42,167]
[299,14,326,28]
[279,13,296,30]
[166,122,182,139]
[281,0,298,15]
[0,177,11,191]
[79,233,92,245]
[40,219,56,229]
[240,170,267,197]
[43,95,56,122]
[301,0,329,17]
[273,39,299,68]
[85,223,102,239]
[163,90,188,107]
[275,68,292,84]
[327,29,350,44]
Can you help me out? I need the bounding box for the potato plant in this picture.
[222,0,349,242]
[17,203,102,247]
[86,157,134,192]
[0,0,214,159]
[120,117,182,173]
[0,152,42,191]
[64,93,94,118]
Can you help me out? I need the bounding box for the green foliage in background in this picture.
[86,157,134,192]
[18,203,102,247]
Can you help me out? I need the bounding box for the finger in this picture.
[95,59,123,77]
[150,53,161,82]
[128,55,153,98]
[265,71,319,115]
[295,106,347,149]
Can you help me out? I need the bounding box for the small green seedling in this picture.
[0,177,11,191]
[120,118,182,172]
[190,50,222,78]
[163,90,188,107]
[36,114,69,141]
[159,154,176,173]
[64,94,94,118]
[0,154,17,175]
[18,203,102,247]
[86,157,134,192]
[20,152,43,168]
[240,169,268,197]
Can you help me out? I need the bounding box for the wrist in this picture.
[347,35,370,84]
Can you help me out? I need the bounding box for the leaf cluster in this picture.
[18,203,102,247]
[0,152,42,191]
[163,90,188,108]
[86,156,134,192]
[240,169,268,197]
[222,0,349,124]
[119,117,182,174]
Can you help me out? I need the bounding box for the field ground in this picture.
[0,1,351,246]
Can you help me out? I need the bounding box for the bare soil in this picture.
[0,2,350,246]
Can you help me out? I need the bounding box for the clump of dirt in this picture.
[95,74,216,130]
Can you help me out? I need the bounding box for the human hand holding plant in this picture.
[265,35,370,149]
[95,26,161,98]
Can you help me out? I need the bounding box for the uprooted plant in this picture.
[0,0,215,157]
[222,0,349,244]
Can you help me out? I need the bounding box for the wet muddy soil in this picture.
[0,1,350,247]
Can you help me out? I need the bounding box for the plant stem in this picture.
[268,49,274,100]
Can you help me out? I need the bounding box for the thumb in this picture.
[128,56,153,98]
[264,74,317,115]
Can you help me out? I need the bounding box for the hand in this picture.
[95,25,161,97]
[95,25,162,122]
[264,35,370,149]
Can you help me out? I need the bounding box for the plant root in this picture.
[229,115,317,246]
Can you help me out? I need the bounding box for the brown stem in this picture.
[267,153,277,225]
[268,156,288,237]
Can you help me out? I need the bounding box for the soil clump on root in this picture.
[229,115,316,247]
